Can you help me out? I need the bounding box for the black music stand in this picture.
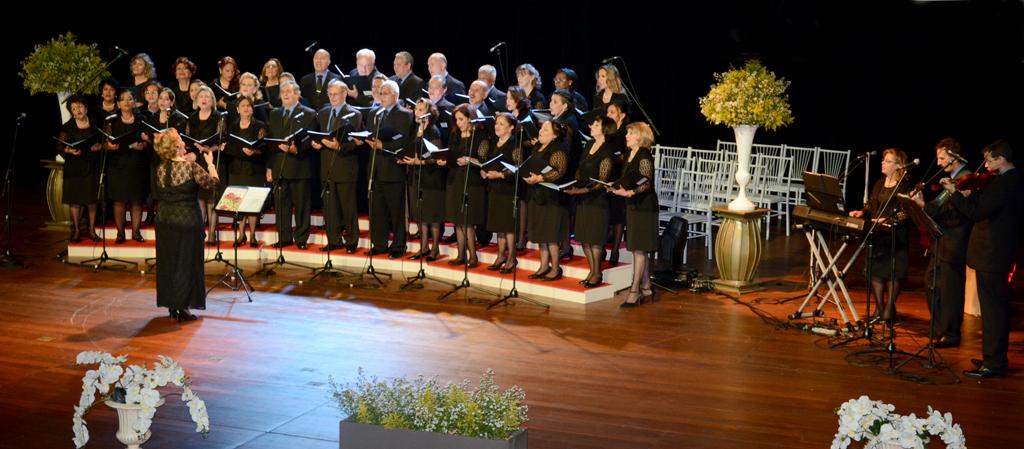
[207,186,269,301]
[888,194,958,379]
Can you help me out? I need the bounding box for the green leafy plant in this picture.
[20,32,110,96]
[330,368,528,440]
[699,60,794,131]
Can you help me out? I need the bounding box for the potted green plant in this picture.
[330,368,528,449]
[698,59,793,211]
[20,32,110,123]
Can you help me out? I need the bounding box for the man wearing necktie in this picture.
[266,81,317,249]
[354,80,414,258]
[312,80,364,253]
[301,49,339,111]
[389,51,425,103]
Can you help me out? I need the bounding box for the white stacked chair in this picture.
[816,147,851,197]
[782,144,817,206]
[751,153,793,239]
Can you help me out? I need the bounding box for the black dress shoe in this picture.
[176,310,198,322]
[932,336,960,348]
[296,242,308,250]
[487,258,507,271]
[133,234,146,243]
[466,259,479,269]
[368,248,388,256]
[69,229,81,243]
[320,243,343,252]
[447,257,466,266]
[541,269,563,282]
[408,250,428,260]
[971,358,985,367]
[233,235,249,247]
[963,366,1005,379]
[499,260,518,274]
[608,250,620,266]
[425,251,440,262]
[271,241,294,249]
[388,251,403,259]
[89,231,102,242]
[115,233,126,244]
[345,245,358,254]
[527,267,550,279]
[250,240,259,248]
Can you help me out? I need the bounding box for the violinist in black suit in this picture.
[428,53,467,105]
[944,140,1023,378]
[390,51,424,103]
[266,81,318,249]
[312,80,364,253]
[300,49,341,112]
[912,138,972,349]
[354,80,414,258]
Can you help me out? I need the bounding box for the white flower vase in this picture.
[105,399,164,449]
[728,124,758,211]
[57,91,72,125]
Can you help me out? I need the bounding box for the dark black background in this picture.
[4,0,1022,207]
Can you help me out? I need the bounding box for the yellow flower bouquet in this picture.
[699,60,794,131]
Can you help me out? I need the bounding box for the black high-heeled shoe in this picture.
[233,235,248,247]
[487,258,507,271]
[541,268,562,282]
[466,258,479,269]
[609,250,620,267]
[499,260,518,274]
[168,308,179,319]
[132,233,145,243]
[89,230,102,242]
[176,310,198,321]
[447,257,466,266]
[70,229,81,243]
[583,275,604,288]
[425,249,440,262]
[527,267,550,279]
[641,287,656,303]
[620,290,641,308]
[115,232,126,244]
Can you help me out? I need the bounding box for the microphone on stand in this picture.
[601,56,621,64]
[898,158,920,170]
[489,41,506,53]
[113,45,129,55]
[854,150,877,161]
[304,42,318,54]
[15,113,26,122]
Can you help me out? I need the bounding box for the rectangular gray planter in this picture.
[339,420,527,449]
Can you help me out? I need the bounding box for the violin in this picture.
[954,169,997,192]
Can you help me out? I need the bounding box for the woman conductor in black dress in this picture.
[848,147,911,321]
[564,116,615,287]
[153,129,220,321]
[222,95,267,247]
[524,120,570,281]
[57,95,103,242]
[480,113,524,273]
[610,122,658,307]
[440,104,488,267]
[399,99,446,261]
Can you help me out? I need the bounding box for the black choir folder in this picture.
[228,134,267,149]
[264,128,307,145]
[53,134,99,152]
[591,170,648,189]
[215,186,271,214]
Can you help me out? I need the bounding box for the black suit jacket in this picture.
[367,105,414,183]
[486,86,508,113]
[390,73,425,103]
[267,104,318,179]
[348,68,383,107]
[300,71,342,112]
[316,103,363,182]
[443,73,467,105]
[950,168,1023,273]
[923,165,972,264]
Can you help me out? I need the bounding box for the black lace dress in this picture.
[155,160,219,310]
[574,141,613,245]
[623,148,658,252]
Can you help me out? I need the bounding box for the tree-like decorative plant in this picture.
[20,32,109,96]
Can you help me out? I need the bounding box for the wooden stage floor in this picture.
[0,204,1021,449]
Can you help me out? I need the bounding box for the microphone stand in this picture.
[438,125,497,302]
[81,136,138,271]
[489,126,549,309]
[493,45,509,95]
[204,116,233,269]
[401,130,452,291]
[0,116,26,268]
[611,58,660,136]
[355,109,392,288]
[256,118,314,276]
[310,119,359,282]
[207,211,253,301]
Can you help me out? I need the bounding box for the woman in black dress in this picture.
[610,122,658,307]
[515,64,547,110]
[172,57,197,115]
[525,120,570,281]
[153,129,220,321]
[187,85,226,245]
[128,53,157,108]
[57,95,103,242]
[260,58,284,108]
[604,101,629,265]
[223,95,267,247]
[91,78,119,125]
[400,99,447,260]
[440,104,487,267]
[592,64,630,115]
[565,116,615,287]
[104,89,149,243]
[505,86,536,249]
[848,148,911,321]
[212,56,240,110]
[226,73,268,123]
[480,113,524,272]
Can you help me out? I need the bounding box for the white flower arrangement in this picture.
[831,396,966,449]
[72,351,210,448]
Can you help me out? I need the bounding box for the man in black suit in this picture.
[354,80,414,258]
[390,51,424,103]
[312,80,364,253]
[347,48,383,108]
[946,140,1023,378]
[477,64,508,113]
[426,75,455,147]
[300,49,340,111]
[427,52,467,105]
[467,80,493,118]
[266,81,318,249]
[913,138,973,349]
